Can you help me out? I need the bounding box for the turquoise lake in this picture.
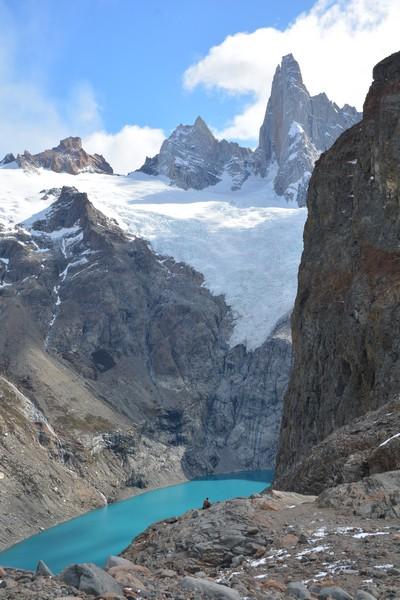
[0,470,272,573]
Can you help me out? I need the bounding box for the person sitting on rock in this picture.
[202,497,211,509]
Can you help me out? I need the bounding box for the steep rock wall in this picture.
[275,51,400,490]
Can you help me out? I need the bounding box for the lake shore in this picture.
[0,468,189,554]
[0,471,273,572]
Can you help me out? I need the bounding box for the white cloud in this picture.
[67,82,103,132]
[84,125,165,174]
[184,0,400,141]
[0,1,164,172]
[0,77,104,157]
[0,81,67,155]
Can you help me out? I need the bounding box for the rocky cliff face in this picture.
[0,137,113,175]
[275,51,400,491]
[139,55,360,203]
[0,186,290,546]
[139,116,253,190]
[255,54,361,205]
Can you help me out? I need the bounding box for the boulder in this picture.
[367,436,400,475]
[35,560,54,577]
[181,576,240,599]
[318,587,353,600]
[355,591,377,600]
[105,556,136,570]
[287,581,312,599]
[60,563,123,596]
[318,470,400,519]
[262,578,286,592]
[107,566,145,589]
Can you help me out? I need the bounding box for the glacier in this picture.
[0,167,306,350]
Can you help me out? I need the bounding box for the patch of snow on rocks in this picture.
[379,432,400,446]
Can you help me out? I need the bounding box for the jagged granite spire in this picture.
[138,55,361,204]
[256,54,311,169]
[255,54,361,205]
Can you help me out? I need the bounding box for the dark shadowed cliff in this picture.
[275,51,400,492]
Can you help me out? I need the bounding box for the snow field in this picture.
[0,168,306,350]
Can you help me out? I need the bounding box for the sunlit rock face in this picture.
[139,55,361,205]
[139,116,254,191]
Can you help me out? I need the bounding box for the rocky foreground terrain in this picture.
[2,476,399,599]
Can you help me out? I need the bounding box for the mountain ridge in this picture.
[0,137,113,176]
[139,54,361,204]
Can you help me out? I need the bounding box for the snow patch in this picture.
[288,121,304,138]
[353,531,390,539]
[379,432,400,447]
[296,545,330,559]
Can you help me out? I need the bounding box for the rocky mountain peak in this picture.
[373,49,400,82]
[193,115,213,134]
[0,152,16,166]
[138,54,360,203]
[364,50,400,119]
[1,138,113,175]
[255,54,361,204]
[24,186,119,240]
[256,54,310,169]
[168,117,217,150]
[138,116,253,190]
[280,52,304,85]
[56,136,83,152]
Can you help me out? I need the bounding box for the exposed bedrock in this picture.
[275,51,400,491]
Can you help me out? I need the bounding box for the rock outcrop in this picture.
[0,137,113,175]
[118,487,400,598]
[274,399,400,495]
[275,51,400,490]
[3,481,400,597]
[184,316,292,474]
[138,55,360,204]
[0,186,290,546]
[318,470,400,519]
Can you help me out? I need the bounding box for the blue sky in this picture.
[5,0,315,134]
[1,0,399,172]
